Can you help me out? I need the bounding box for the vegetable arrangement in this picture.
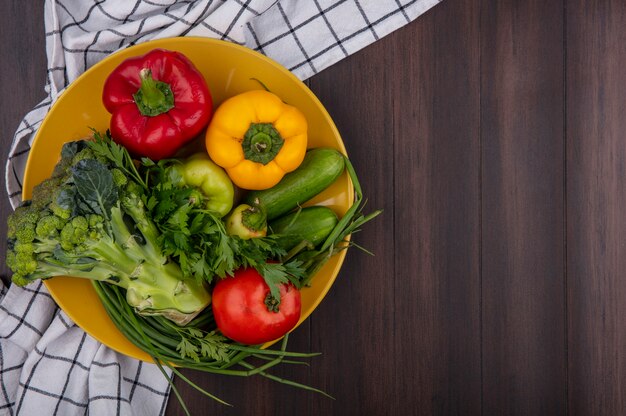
[6,48,380,413]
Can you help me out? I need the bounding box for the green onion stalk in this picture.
[93,281,331,414]
[282,156,383,285]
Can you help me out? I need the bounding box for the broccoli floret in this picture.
[86,214,104,239]
[15,224,35,243]
[8,205,40,240]
[59,216,92,251]
[14,221,36,243]
[30,175,63,209]
[87,214,104,228]
[5,138,211,325]
[10,273,30,287]
[36,214,65,238]
[71,148,95,165]
[49,203,71,220]
[111,168,128,187]
[17,207,40,225]
[16,252,38,274]
[7,248,38,279]
[13,241,34,255]
[122,180,143,198]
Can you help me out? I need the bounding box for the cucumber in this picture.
[269,206,339,252]
[244,147,345,220]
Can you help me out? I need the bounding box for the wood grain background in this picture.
[2,1,625,415]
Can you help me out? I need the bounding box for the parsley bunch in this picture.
[142,158,307,298]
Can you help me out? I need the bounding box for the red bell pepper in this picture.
[102,48,212,160]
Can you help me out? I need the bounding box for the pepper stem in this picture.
[225,202,268,239]
[241,200,267,232]
[242,123,284,165]
[133,68,175,117]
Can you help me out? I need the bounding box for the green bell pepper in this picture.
[170,153,234,217]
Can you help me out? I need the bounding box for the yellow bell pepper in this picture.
[205,89,308,190]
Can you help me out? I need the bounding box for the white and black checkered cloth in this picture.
[2,0,441,414]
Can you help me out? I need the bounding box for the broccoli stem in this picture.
[124,261,210,324]
[120,195,165,264]
[93,205,210,325]
[20,203,210,326]
[33,236,209,326]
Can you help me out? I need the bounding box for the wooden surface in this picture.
[2,1,626,415]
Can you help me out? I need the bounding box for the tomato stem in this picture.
[264,291,281,312]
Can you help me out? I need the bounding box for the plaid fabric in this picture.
[2,0,442,414]
[0,281,170,415]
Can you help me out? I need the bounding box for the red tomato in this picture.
[211,267,301,345]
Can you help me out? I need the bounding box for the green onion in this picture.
[286,155,383,285]
[92,281,327,414]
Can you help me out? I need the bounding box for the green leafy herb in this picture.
[175,328,231,363]
[87,130,147,189]
[257,261,305,301]
[144,158,305,288]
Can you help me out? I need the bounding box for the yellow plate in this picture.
[22,37,353,362]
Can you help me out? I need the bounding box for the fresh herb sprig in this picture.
[88,129,147,189]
